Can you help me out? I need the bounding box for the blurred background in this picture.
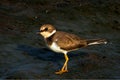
[0,0,120,79]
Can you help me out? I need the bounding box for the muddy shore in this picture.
[0,0,120,79]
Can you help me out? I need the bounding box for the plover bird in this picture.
[38,24,107,74]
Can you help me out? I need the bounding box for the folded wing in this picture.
[54,31,87,51]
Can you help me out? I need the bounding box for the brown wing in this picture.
[54,31,87,51]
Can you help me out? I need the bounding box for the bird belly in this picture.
[48,42,66,53]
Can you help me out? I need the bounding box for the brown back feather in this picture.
[52,31,87,51]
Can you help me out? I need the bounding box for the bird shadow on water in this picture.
[16,44,88,62]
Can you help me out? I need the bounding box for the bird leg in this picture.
[55,53,69,74]
[61,54,68,71]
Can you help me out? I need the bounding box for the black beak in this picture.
[36,31,41,34]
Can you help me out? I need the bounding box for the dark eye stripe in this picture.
[40,28,48,32]
[44,28,48,31]
[40,30,45,32]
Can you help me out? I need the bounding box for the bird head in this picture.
[38,24,56,38]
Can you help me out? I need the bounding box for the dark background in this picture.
[0,0,120,79]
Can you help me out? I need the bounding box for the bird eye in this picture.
[44,28,48,31]
[40,27,48,32]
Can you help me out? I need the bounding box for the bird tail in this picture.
[87,39,107,45]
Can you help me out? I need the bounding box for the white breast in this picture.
[48,42,67,54]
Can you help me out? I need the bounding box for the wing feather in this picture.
[54,31,87,51]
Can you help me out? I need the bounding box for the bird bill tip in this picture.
[36,31,41,34]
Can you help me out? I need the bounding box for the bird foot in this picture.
[55,70,68,74]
